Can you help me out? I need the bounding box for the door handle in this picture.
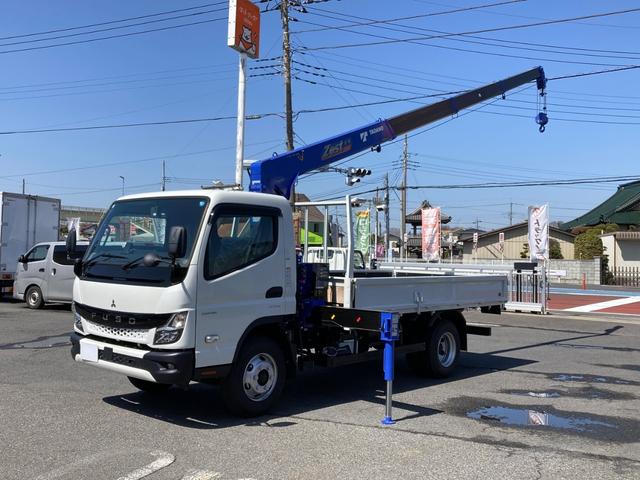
[38,268,45,272]
[265,286,283,298]
[51,268,57,275]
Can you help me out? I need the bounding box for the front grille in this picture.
[75,303,171,329]
[98,349,141,368]
[85,320,148,342]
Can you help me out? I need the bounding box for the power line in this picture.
[296,11,634,67]
[294,0,526,34]
[299,5,640,59]
[0,2,226,40]
[0,17,227,55]
[0,7,227,47]
[0,139,281,179]
[299,7,640,51]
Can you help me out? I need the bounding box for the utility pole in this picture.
[374,188,379,258]
[280,0,296,206]
[161,160,166,191]
[400,134,408,260]
[509,202,513,226]
[475,217,481,230]
[384,173,390,259]
[22,179,25,194]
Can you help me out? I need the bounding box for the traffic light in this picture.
[345,167,372,186]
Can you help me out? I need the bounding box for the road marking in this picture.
[565,296,640,313]
[116,451,175,480]
[180,470,221,480]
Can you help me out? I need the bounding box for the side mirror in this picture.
[66,229,77,257]
[168,226,187,258]
[18,255,26,264]
[73,258,83,277]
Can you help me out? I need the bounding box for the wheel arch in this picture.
[433,310,467,351]
[232,315,297,378]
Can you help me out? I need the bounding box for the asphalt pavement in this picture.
[0,300,638,479]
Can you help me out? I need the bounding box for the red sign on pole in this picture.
[227,0,261,59]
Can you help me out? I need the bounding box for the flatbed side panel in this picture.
[351,275,507,313]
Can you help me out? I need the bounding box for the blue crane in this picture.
[249,66,547,199]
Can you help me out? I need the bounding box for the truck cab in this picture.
[70,190,297,412]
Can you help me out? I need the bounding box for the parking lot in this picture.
[1,300,638,480]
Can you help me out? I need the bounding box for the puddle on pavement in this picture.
[467,406,617,433]
[0,334,70,350]
[502,387,635,401]
[551,373,630,385]
[503,390,561,398]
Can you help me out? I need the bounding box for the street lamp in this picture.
[119,176,125,196]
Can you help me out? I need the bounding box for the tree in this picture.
[549,239,563,259]
[520,243,529,259]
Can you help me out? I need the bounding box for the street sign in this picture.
[227,0,260,59]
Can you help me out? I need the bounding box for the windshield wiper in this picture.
[84,252,127,268]
[121,253,172,271]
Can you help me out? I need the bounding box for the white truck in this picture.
[67,67,548,420]
[0,192,61,297]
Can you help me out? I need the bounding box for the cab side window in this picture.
[204,207,278,280]
[53,245,88,266]
[25,245,49,262]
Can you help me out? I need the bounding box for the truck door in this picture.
[195,205,286,369]
[47,245,82,301]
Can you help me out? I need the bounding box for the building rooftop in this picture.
[405,201,452,225]
[561,180,640,230]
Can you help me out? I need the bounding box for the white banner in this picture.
[498,232,505,253]
[67,217,81,235]
[421,207,441,261]
[528,204,549,261]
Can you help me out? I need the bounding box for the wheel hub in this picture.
[242,353,277,402]
[437,331,456,368]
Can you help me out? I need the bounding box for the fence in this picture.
[608,267,640,287]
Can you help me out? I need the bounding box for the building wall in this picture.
[603,236,640,268]
[462,226,574,261]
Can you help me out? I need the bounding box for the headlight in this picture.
[72,303,84,333]
[154,311,188,345]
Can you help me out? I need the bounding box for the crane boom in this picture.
[249,66,546,198]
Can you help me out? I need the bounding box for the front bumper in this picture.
[70,332,194,385]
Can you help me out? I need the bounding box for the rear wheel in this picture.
[222,336,285,417]
[26,286,44,309]
[128,376,171,394]
[407,319,460,378]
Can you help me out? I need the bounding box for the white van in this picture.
[13,241,88,309]
[306,247,366,271]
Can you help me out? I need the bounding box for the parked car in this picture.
[13,241,88,309]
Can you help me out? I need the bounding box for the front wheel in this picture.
[26,286,44,309]
[222,336,285,417]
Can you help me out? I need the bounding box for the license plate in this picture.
[79,340,98,362]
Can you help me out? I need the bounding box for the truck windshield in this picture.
[82,197,209,286]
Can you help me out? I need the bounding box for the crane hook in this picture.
[535,112,548,134]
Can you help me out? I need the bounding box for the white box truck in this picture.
[0,192,61,296]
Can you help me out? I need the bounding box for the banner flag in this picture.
[355,210,370,253]
[528,204,549,261]
[421,207,441,261]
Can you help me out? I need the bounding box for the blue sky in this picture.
[1,0,639,230]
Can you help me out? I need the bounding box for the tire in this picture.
[407,319,460,378]
[25,286,44,309]
[128,376,172,394]
[222,336,286,417]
